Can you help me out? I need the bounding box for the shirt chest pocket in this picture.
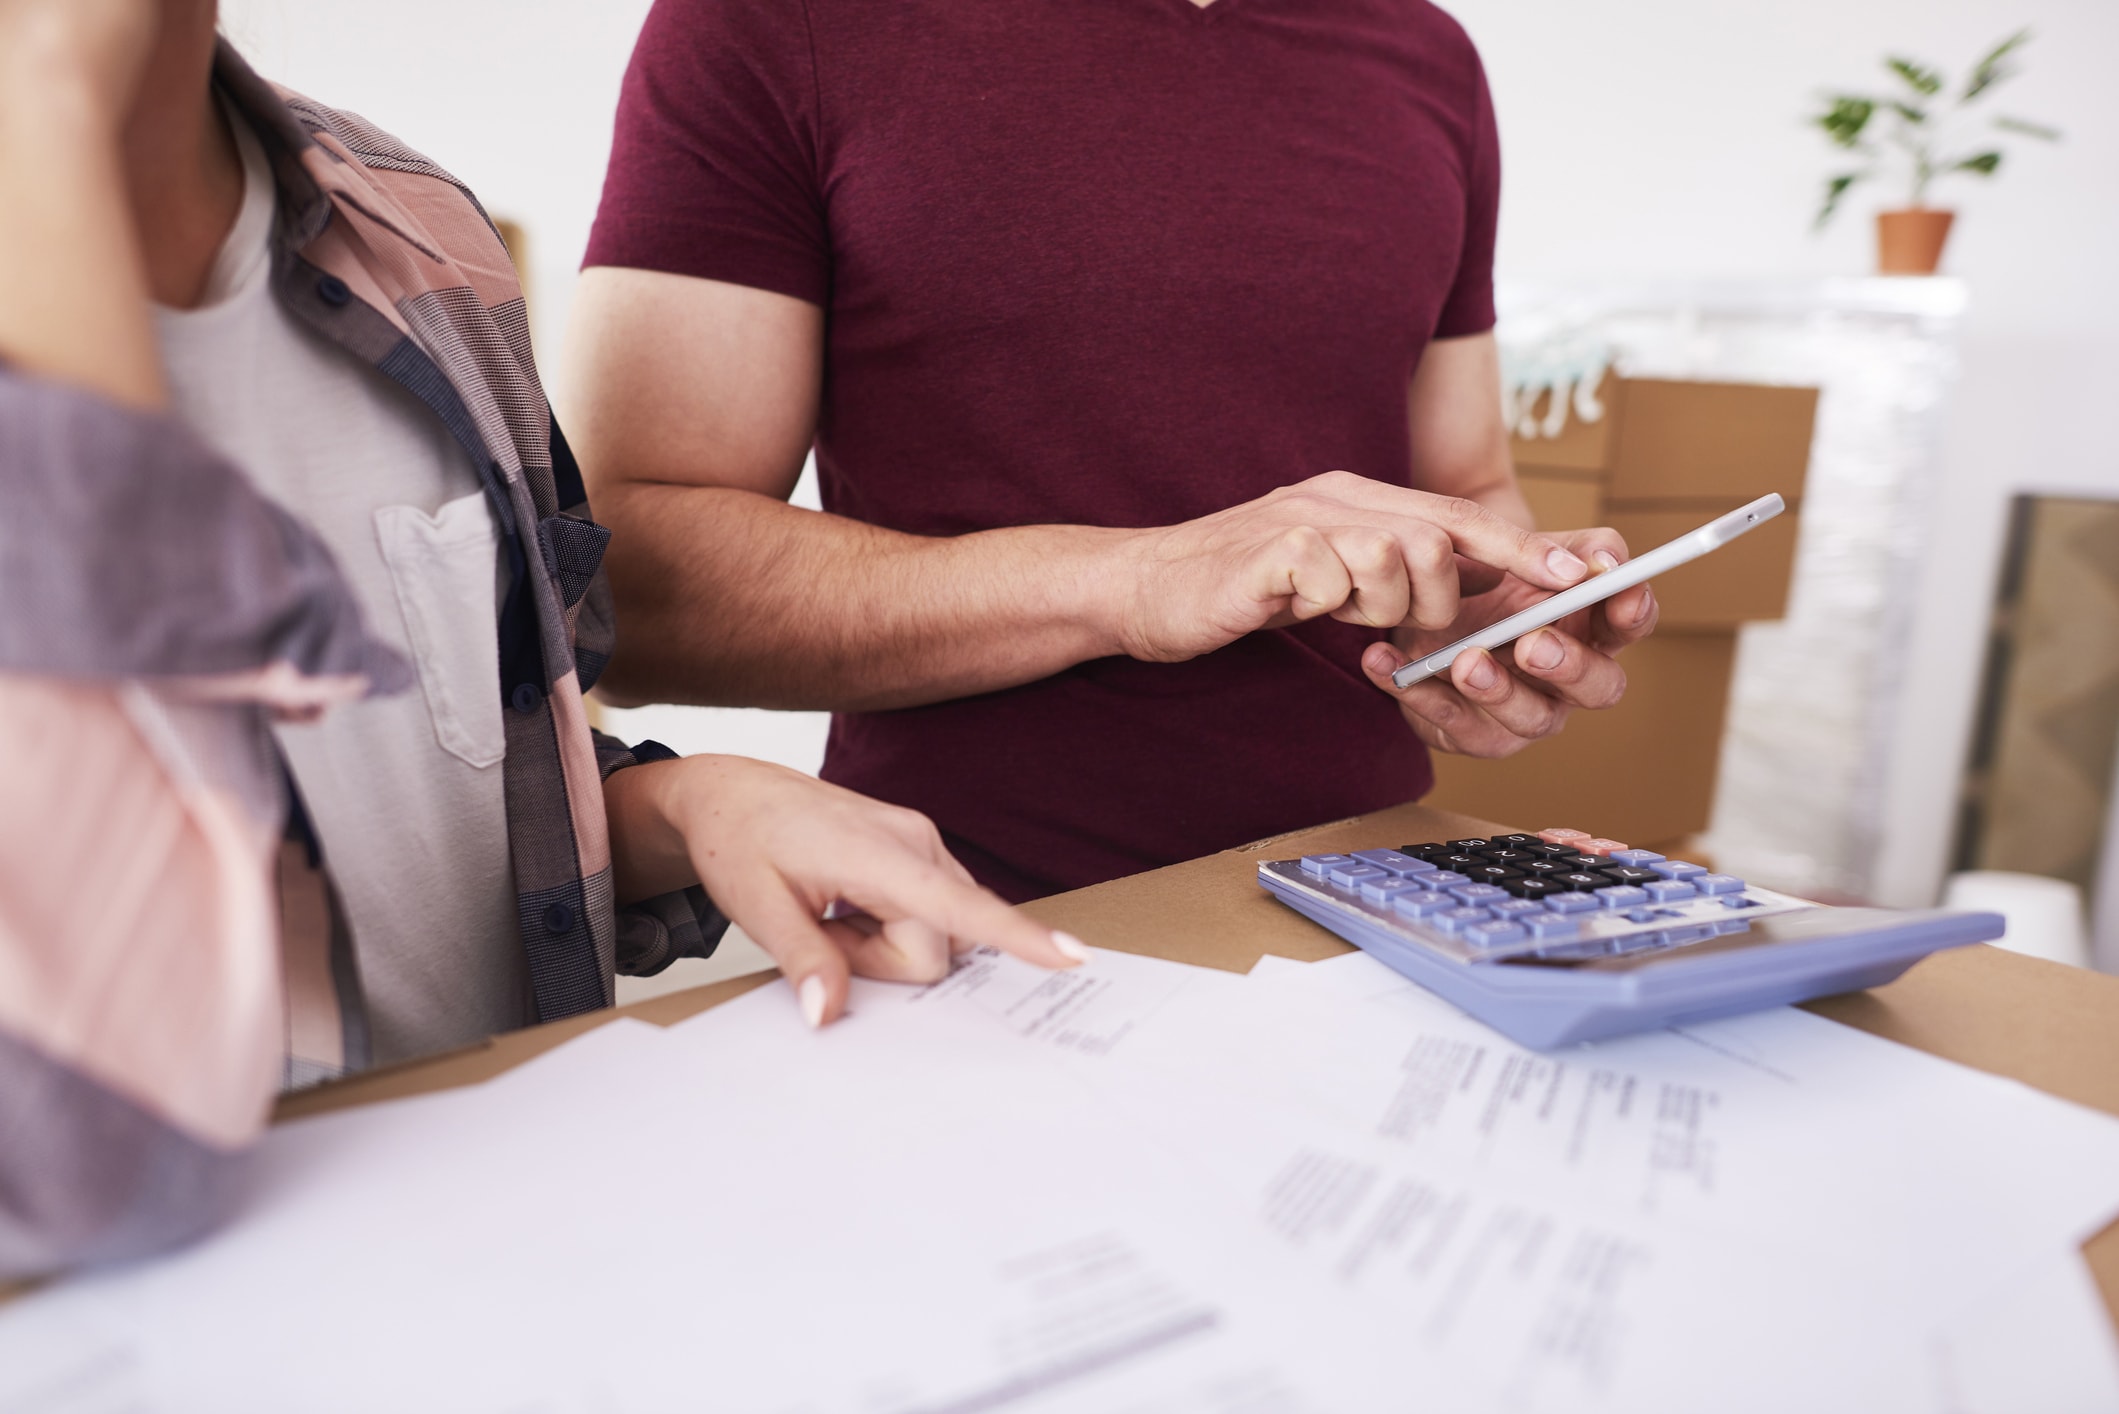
[374,492,505,769]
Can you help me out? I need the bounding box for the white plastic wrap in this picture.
[1497,279,1966,901]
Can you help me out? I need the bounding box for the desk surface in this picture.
[272,800,2119,1334]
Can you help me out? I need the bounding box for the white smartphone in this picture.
[1389,492,1786,689]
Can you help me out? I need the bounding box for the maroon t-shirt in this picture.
[587,0,1502,900]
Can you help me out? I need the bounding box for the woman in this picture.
[0,0,1084,1279]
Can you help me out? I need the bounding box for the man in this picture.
[569,0,1659,903]
[0,0,1078,1278]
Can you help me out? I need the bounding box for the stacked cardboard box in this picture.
[1422,376,1818,852]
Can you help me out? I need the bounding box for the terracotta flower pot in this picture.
[1876,208,1956,275]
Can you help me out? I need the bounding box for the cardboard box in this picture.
[1478,374,1815,840]
[1511,374,1816,506]
[1515,481,1800,630]
[1602,507,1800,629]
[1516,471,1605,534]
[1422,631,1739,847]
[1604,378,1817,505]
[1508,377,1617,473]
[1512,375,1812,630]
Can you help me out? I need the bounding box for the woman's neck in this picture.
[121,2,241,310]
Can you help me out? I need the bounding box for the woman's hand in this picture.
[603,755,1087,1028]
[1359,527,1660,759]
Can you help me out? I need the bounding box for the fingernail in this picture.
[1635,588,1656,624]
[1591,550,1620,574]
[1546,547,1588,582]
[798,974,827,1029]
[1525,631,1564,670]
[1051,931,1091,964]
[1464,652,1499,690]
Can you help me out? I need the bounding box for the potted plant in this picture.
[1811,30,2061,275]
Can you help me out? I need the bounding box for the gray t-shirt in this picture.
[155,109,529,1063]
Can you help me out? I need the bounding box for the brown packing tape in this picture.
[1421,632,1740,847]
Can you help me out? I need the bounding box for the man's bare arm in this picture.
[562,269,1134,711]
[564,269,1591,714]
[1406,332,1533,530]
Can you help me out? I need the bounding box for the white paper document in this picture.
[4,945,2117,1414]
[0,997,1368,1413]
[1209,950,2119,1410]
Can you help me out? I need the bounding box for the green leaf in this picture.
[1886,57,1944,96]
[1816,173,1863,227]
[1964,30,2030,101]
[1954,151,2003,176]
[1815,96,1875,148]
[1994,114,2062,141]
[1889,100,1927,124]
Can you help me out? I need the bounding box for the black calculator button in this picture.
[1600,865,1661,887]
[1474,847,1534,865]
[1525,843,1582,860]
[1434,853,1484,871]
[1504,877,1565,900]
[1554,871,1610,891]
[1400,843,1454,858]
[1467,864,1523,884]
[1520,859,1571,877]
[1446,838,1490,851]
[1489,834,1540,847]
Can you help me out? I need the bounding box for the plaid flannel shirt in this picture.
[0,45,734,1277]
[213,45,728,1047]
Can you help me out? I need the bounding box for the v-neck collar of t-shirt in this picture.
[163,98,277,317]
[1165,0,1242,23]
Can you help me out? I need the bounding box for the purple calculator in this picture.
[1258,829,2004,1048]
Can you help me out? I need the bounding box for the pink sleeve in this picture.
[0,679,283,1278]
[0,372,409,1278]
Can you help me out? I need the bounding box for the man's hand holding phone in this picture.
[1111,470,1598,662]
[1105,468,1656,760]
[1361,528,1659,760]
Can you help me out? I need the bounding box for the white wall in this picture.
[219,0,651,359]
[221,0,2119,910]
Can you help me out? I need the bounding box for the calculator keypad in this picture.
[1352,848,1435,876]
[1275,827,1813,964]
